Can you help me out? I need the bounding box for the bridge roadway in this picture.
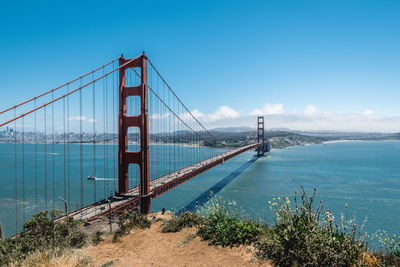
[57,143,263,222]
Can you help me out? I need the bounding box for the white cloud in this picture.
[150,112,171,120]
[208,105,239,121]
[191,109,206,119]
[176,106,239,123]
[250,103,285,115]
[179,109,205,121]
[69,116,86,121]
[167,103,398,133]
[200,112,400,133]
[363,109,374,116]
[304,104,318,116]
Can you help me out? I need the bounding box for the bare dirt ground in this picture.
[29,212,272,267]
[85,219,272,267]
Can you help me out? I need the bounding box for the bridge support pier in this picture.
[118,53,151,214]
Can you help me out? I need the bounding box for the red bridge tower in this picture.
[257,116,265,156]
[118,53,151,214]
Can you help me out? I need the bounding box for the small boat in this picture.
[87,176,96,180]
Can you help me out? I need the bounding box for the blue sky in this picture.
[0,0,399,131]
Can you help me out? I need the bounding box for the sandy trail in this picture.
[86,216,272,267]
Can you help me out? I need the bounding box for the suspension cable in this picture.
[0,57,138,128]
[147,59,219,142]
[0,57,119,115]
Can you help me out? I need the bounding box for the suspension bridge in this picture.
[0,53,268,236]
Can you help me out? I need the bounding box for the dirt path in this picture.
[86,220,272,267]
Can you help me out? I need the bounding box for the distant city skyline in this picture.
[0,0,399,132]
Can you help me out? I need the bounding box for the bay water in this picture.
[1,141,399,245]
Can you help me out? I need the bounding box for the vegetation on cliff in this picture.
[2,188,400,266]
[0,210,87,266]
[161,188,400,266]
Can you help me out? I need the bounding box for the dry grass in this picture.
[361,252,381,267]
[9,248,91,267]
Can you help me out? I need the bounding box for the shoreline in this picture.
[268,139,400,152]
[322,139,400,144]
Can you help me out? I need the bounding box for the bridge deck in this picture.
[57,143,262,222]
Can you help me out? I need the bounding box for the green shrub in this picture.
[0,210,87,266]
[92,231,104,245]
[374,230,400,266]
[100,259,119,267]
[254,187,366,266]
[112,212,151,242]
[197,205,261,247]
[161,212,205,233]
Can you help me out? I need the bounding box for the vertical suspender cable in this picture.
[105,75,109,196]
[149,68,152,181]
[22,116,25,223]
[14,108,18,233]
[93,73,96,203]
[169,89,171,173]
[63,97,66,201]
[158,75,161,178]
[162,83,165,176]
[159,76,163,174]
[67,84,71,210]
[103,68,106,197]
[44,106,47,210]
[112,62,116,193]
[177,103,179,170]
[52,92,55,210]
[34,99,38,213]
[173,96,176,172]
[80,79,83,208]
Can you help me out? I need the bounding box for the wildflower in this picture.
[325,210,334,224]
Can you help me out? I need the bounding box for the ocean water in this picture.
[151,140,400,246]
[1,141,400,244]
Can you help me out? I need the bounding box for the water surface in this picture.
[1,141,399,243]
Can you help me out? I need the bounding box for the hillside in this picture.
[83,218,271,267]
[16,212,271,267]
[208,130,324,149]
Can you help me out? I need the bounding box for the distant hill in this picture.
[296,131,400,140]
[211,127,254,133]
